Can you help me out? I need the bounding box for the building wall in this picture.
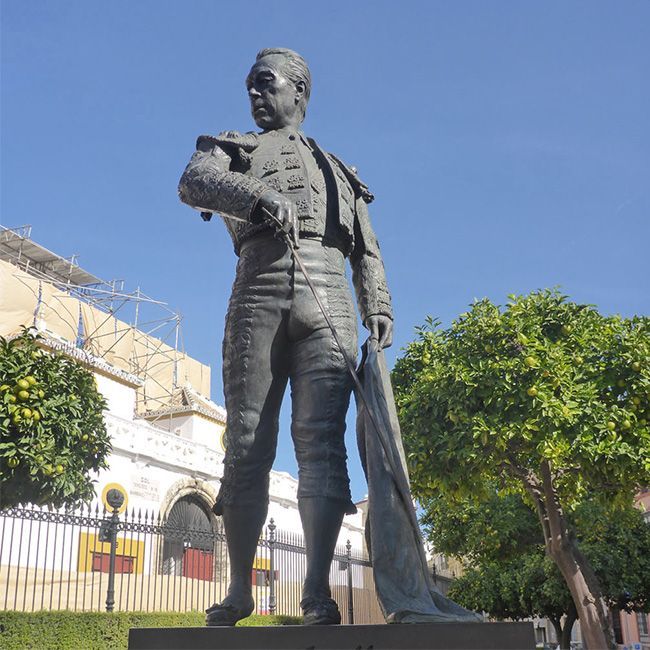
[149,411,226,450]
[638,490,650,522]
[94,372,136,421]
[1,242,374,617]
[0,367,369,616]
[91,379,364,552]
[619,611,649,650]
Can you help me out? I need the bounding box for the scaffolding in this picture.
[0,224,211,416]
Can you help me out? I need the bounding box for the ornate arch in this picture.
[157,477,225,579]
[159,477,218,526]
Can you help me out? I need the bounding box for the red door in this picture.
[182,548,213,581]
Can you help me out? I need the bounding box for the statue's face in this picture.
[246,55,303,130]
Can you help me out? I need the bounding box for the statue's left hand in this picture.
[365,315,393,349]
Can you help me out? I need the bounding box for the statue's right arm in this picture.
[178,141,269,222]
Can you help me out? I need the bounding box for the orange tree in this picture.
[0,330,110,509]
[426,490,650,649]
[392,290,650,650]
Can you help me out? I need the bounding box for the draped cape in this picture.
[355,340,480,623]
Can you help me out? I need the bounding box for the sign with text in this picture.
[131,474,160,502]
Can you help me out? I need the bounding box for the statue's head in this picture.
[246,48,311,130]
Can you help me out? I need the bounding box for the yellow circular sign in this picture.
[101,482,128,514]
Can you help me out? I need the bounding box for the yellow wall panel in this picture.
[77,531,145,574]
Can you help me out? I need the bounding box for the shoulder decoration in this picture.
[196,131,260,170]
[327,153,374,204]
[196,131,259,152]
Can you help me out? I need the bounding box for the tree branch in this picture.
[506,457,551,546]
[540,460,567,550]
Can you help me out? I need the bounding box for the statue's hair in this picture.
[255,47,312,120]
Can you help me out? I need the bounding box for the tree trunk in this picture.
[561,606,578,650]
[522,462,613,650]
[548,541,610,650]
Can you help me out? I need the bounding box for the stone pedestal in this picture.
[128,621,535,649]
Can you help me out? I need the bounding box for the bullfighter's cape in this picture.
[355,339,480,623]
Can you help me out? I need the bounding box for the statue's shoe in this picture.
[300,596,341,625]
[205,598,254,626]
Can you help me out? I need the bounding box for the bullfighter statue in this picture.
[178,47,393,626]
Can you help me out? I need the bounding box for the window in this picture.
[92,551,135,574]
[77,531,144,574]
[637,612,649,637]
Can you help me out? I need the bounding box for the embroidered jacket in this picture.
[178,129,392,322]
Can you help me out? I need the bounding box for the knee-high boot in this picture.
[299,496,346,624]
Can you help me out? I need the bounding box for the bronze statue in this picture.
[178,48,393,626]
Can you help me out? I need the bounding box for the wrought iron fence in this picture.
[0,502,384,624]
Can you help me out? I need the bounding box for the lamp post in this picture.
[103,488,124,612]
[268,518,276,615]
[346,539,354,624]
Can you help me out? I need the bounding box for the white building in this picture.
[0,226,369,613]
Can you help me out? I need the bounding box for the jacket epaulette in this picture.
[327,153,374,204]
[195,131,260,171]
[196,131,260,153]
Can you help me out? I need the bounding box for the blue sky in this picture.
[2,1,649,501]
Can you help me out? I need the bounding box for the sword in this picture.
[260,209,365,397]
[258,208,420,532]
[199,205,426,573]
[260,213,484,617]
[203,205,392,466]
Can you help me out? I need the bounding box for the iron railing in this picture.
[0,502,384,624]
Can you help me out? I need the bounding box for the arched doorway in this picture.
[162,494,215,580]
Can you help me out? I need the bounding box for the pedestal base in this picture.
[128,621,535,649]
